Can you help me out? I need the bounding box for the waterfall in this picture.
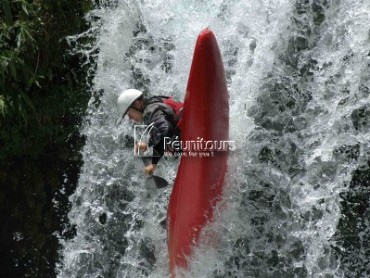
[58,0,370,277]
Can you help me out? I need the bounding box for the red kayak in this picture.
[167,29,229,275]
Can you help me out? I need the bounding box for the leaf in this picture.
[0,95,6,117]
[16,32,22,48]
[22,25,36,42]
[35,79,40,88]
[22,3,29,15]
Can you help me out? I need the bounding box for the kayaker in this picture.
[117,89,182,175]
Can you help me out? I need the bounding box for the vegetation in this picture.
[0,0,92,276]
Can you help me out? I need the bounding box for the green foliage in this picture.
[0,0,92,157]
[0,0,40,120]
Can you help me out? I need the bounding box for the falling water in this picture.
[58,0,370,277]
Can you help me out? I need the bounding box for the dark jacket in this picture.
[143,97,180,164]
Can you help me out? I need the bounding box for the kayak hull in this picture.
[167,29,229,275]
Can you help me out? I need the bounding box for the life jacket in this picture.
[143,96,183,154]
[162,97,184,129]
[144,96,184,130]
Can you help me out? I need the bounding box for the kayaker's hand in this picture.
[135,142,148,154]
[144,164,157,175]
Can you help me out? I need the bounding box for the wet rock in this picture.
[99,213,107,225]
[294,36,309,51]
[139,238,156,268]
[351,105,370,131]
[333,144,360,162]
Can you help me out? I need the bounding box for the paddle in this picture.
[140,156,169,189]
[120,134,169,189]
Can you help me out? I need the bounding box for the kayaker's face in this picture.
[127,101,144,123]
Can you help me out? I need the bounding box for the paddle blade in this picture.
[152,175,169,188]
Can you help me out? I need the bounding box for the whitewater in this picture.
[58,0,370,277]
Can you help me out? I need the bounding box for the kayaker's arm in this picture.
[136,142,148,153]
[135,142,159,174]
[144,164,157,175]
[144,111,174,165]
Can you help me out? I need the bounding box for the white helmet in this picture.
[117,89,143,116]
